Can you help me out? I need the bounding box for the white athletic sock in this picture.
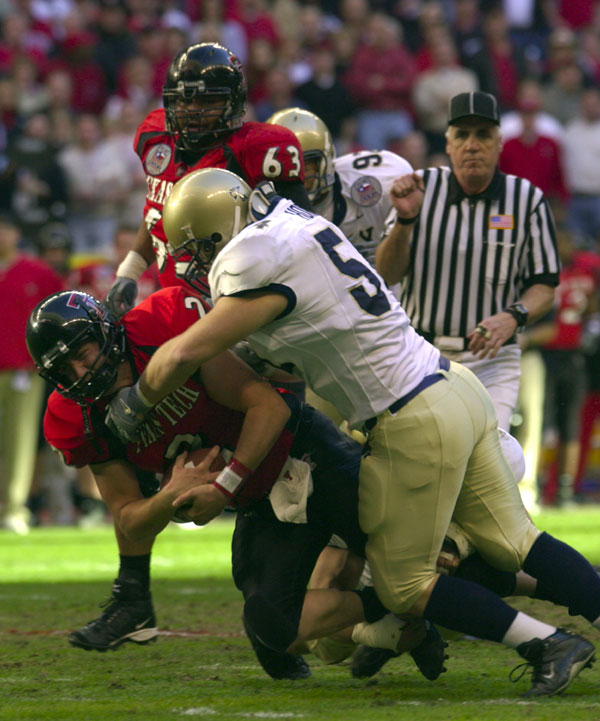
[351,613,406,651]
[501,612,556,648]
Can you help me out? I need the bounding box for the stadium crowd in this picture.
[1,0,600,533]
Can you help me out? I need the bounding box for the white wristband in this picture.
[115,250,148,282]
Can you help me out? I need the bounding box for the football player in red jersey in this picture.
[26,289,440,679]
[105,42,310,314]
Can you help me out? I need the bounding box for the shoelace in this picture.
[508,660,534,684]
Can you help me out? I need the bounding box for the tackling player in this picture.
[26,289,445,680]
[104,42,310,314]
[106,168,600,697]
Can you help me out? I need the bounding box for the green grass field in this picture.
[2,509,600,721]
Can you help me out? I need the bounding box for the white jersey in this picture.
[315,150,413,265]
[209,199,440,428]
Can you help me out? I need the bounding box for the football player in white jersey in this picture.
[105,168,600,698]
[266,107,412,267]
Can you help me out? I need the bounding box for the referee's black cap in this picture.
[448,91,500,126]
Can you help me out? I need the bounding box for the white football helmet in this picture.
[266,107,335,207]
[162,168,251,293]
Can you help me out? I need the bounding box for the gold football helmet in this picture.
[162,168,251,293]
[266,107,335,206]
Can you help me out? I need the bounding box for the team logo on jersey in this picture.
[145,144,172,176]
[351,176,382,207]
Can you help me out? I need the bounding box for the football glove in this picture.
[105,277,138,317]
[249,180,279,222]
[105,382,153,442]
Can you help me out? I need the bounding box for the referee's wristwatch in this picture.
[504,303,529,333]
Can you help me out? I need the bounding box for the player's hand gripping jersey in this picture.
[136,110,304,288]
[43,287,295,506]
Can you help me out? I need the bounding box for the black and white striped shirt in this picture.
[399,167,560,340]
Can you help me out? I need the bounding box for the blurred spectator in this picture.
[499,84,569,205]
[415,15,451,73]
[126,0,162,33]
[542,62,586,127]
[111,54,161,115]
[451,0,490,83]
[93,0,137,96]
[481,7,528,110]
[0,74,20,150]
[6,113,69,247]
[563,87,600,249]
[245,37,277,105]
[253,64,305,122]
[500,0,549,74]
[343,12,416,149]
[576,314,600,498]
[55,29,108,115]
[500,77,564,143]
[11,55,47,118]
[580,26,600,86]
[102,99,148,226]
[538,228,599,507]
[237,0,281,49]
[0,212,63,534]
[390,129,428,171]
[412,32,478,154]
[191,0,248,63]
[58,113,130,256]
[133,26,170,99]
[0,12,49,77]
[295,45,355,140]
[335,0,370,51]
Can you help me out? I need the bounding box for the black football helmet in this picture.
[26,290,127,405]
[163,43,247,152]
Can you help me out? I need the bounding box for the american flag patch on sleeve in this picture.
[488,214,514,230]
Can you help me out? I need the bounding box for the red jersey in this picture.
[544,253,599,351]
[134,109,304,288]
[43,286,294,506]
[1,254,63,370]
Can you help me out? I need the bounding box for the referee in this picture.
[376,90,561,438]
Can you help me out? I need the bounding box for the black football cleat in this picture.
[242,615,311,680]
[351,620,448,680]
[68,578,157,652]
[513,628,595,697]
[351,646,400,678]
[410,620,449,680]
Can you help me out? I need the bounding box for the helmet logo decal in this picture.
[66,293,80,309]
[145,143,173,176]
[350,176,383,207]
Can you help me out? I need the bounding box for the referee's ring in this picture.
[475,324,492,341]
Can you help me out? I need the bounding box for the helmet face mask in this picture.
[170,232,223,295]
[266,107,335,206]
[163,168,252,288]
[163,43,247,152]
[26,291,127,405]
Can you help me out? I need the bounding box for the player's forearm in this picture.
[116,488,179,542]
[375,221,413,285]
[232,394,291,471]
[133,220,156,266]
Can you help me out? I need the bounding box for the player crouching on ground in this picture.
[26,289,448,680]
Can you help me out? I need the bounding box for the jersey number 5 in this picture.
[314,228,391,317]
